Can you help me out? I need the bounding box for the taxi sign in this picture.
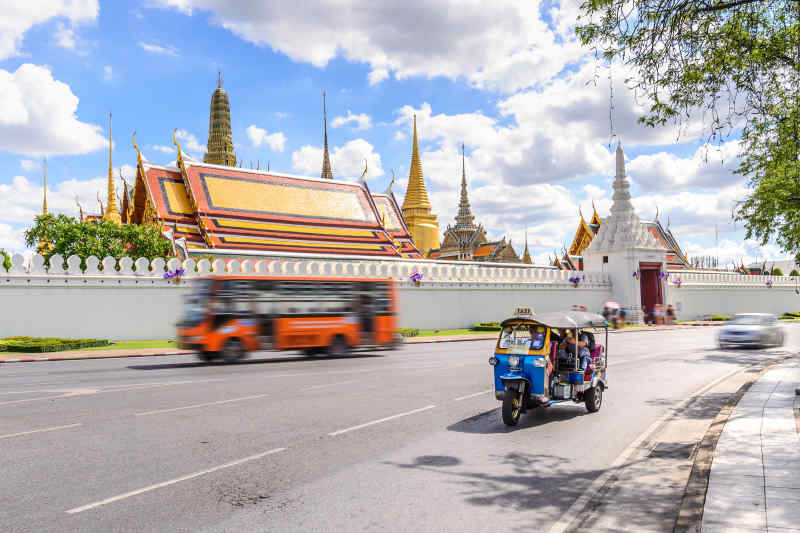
[513,307,533,317]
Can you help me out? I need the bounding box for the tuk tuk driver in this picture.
[561,329,592,371]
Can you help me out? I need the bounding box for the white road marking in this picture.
[453,389,492,402]
[66,447,286,514]
[0,423,82,440]
[328,405,437,436]
[0,380,218,407]
[546,364,749,533]
[134,392,272,416]
[300,380,357,392]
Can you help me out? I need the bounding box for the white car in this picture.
[718,313,785,349]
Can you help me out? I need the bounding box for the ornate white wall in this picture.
[0,253,612,340]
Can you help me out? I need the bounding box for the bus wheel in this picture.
[327,336,349,357]
[222,338,246,363]
[197,351,218,362]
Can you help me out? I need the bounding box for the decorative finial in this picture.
[579,206,584,220]
[173,128,181,152]
[360,158,368,184]
[42,156,47,216]
[75,196,84,222]
[218,70,222,88]
[385,169,395,194]
[667,216,670,229]
[321,90,333,179]
[267,160,270,171]
[132,130,143,167]
[655,206,659,221]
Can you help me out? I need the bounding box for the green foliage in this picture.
[0,249,9,271]
[0,337,109,353]
[577,1,800,260]
[24,214,172,266]
[790,269,800,277]
[711,315,733,322]
[396,328,420,338]
[772,267,784,276]
[472,322,502,331]
[784,311,800,317]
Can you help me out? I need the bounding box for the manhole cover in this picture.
[649,442,696,459]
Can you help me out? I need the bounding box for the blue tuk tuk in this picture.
[489,308,608,426]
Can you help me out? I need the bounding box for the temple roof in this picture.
[141,159,421,258]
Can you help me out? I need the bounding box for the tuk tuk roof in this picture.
[500,311,607,329]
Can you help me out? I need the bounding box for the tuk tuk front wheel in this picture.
[327,335,349,357]
[221,338,246,363]
[585,385,603,413]
[502,388,523,426]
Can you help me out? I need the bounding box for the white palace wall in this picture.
[3,255,799,340]
[0,253,612,340]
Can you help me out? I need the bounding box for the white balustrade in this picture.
[212,259,226,273]
[29,254,46,274]
[197,259,211,274]
[227,260,242,273]
[255,260,270,275]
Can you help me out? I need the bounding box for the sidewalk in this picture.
[701,358,800,532]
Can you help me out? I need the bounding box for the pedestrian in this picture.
[666,304,676,325]
[618,308,626,328]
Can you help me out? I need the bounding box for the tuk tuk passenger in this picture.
[560,330,592,371]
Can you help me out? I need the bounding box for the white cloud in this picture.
[245,125,287,151]
[291,138,384,181]
[153,0,584,92]
[274,111,288,119]
[0,222,26,253]
[54,22,77,50]
[139,41,179,56]
[0,64,107,156]
[331,110,371,131]
[681,238,790,269]
[20,159,38,171]
[174,129,205,156]
[628,141,741,191]
[103,65,113,82]
[150,144,175,154]
[0,0,97,60]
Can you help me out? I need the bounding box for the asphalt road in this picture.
[1,326,796,533]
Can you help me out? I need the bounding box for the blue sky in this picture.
[0,0,787,266]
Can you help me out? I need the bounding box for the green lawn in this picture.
[416,329,495,337]
[78,340,177,351]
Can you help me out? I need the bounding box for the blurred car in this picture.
[718,313,784,349]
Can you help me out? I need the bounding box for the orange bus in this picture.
[176,276,400,362]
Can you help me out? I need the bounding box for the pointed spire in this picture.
[402,115,432,210]
[42,156,47,216]
[204,72,237,166]
[103,113,121,223]
[522,227,532,264]
[321,91,333,179]
[121,175,130,224]
[454,142,475,230]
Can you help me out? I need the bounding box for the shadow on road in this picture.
[447,404,587,434]
[127,352,384,370]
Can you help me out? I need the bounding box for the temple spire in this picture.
[321,91,333,179]
[455,142,475,230]
[103,113,121,223]
[402,115,431,210]
[204,73,237,166]
[522,228,532,264]
[42,156,47,216]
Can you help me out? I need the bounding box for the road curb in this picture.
[672,353,798,533]
[0,351,191,364]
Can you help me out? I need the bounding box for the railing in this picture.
[666,270,799,288]
[0,253,613,287]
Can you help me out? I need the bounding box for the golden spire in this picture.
[103,112,121,223]
[204,72,237,166]
[402,115,432,210]
[321,91,333,179]
[522,228,532,264]
[42,156,47,216]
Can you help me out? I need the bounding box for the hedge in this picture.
[472,321,502,332]
[396,329,419,338]
[790,270,800,277]
[0,337,109,353]
[710,315,733,321]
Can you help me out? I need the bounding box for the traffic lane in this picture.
[208,330,795,532]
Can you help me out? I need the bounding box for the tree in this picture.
[790,269,799,276]
[0,249,10,271]
[772,267,784,276]
[577,1,800,259]
[24,215,173,267]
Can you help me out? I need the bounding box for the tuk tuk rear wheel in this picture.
[585,385,603,413]
[221,338,246,363]
[502,389,523,426]
[327,336,349,357]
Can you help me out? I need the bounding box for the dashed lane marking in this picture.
[0,423,82,440]
[66,447,286,514]
[134,392,272,416]
[453,389,493,402]
[328,405,437,436]
[300,380,358,392]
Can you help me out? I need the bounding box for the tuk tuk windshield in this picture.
[498,323,546,352]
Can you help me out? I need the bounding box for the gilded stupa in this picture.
[401,115,439,256]
[204,72,237,167]
[103,112,121,223]
[36,156,53,254]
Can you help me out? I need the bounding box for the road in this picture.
[0,326,796,532]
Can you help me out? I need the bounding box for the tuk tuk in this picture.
[489,308,608,426]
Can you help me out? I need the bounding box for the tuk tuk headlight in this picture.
[532,357,546,368]
[488,357,498,366]
[508,355,520,368]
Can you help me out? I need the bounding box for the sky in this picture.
[0,0,790,266]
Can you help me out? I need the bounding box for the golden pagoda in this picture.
[204,72,237,167]
[320,91,333,179]
[522,229,532,264]
[103,113,121,223]
[401,115,439,256]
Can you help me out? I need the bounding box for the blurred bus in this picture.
[176,276,399,362]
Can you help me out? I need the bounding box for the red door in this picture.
[639,262,663,317]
